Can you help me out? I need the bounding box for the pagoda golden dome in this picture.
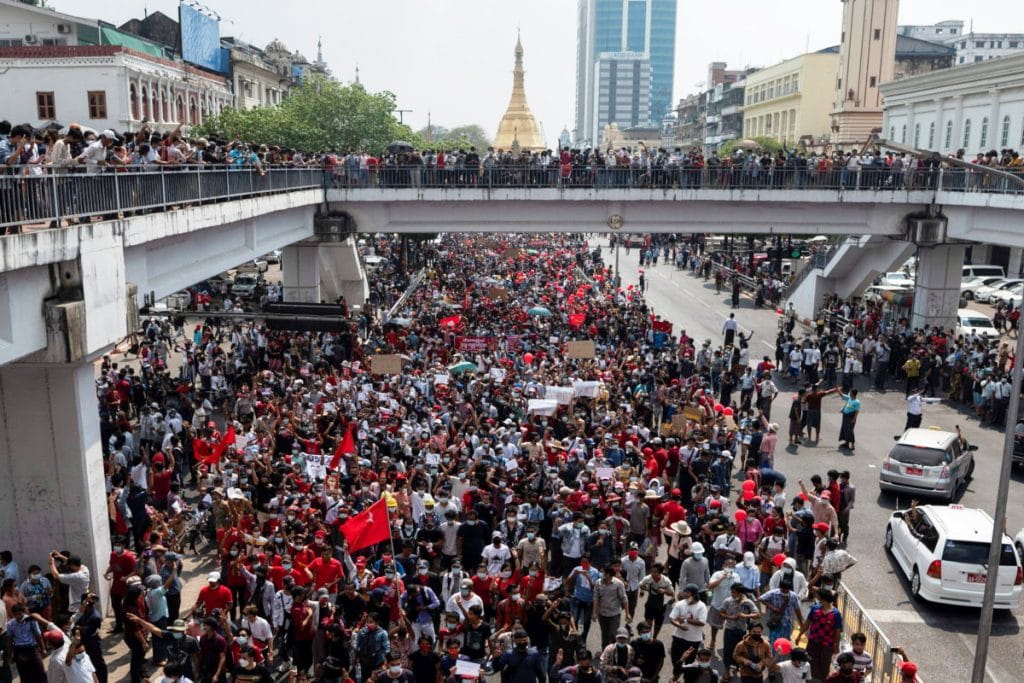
[493,33,545,152]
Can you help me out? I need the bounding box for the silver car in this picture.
[879,428,976,503]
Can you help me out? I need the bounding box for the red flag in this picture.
[568,313,586,329]
[197,426,236,466]
[440,314,462,330]
[651,319,673,334]
[329,424,356,470]
[339,498,391,553]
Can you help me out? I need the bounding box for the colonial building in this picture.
[743,51,840,147]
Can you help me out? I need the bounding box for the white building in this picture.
[898,20,1024,66]
[881,51,1024,274]
[0,44,232,132]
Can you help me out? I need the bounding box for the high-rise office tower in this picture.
[574,0,677,146]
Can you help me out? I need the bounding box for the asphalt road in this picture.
[597,239,1024,682]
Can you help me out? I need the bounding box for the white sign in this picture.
[304,454,328,481]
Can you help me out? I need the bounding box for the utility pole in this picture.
[394,109,412,125]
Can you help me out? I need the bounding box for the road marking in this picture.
[762,341,774,349]
[866,610,925,624]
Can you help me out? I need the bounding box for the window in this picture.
[975,56,984,63]
[40,38,67,46]
[951,28,958,34]
[913,123,921,148]
[979,117,988,148]
[874,28,881,40]
[836,77,842,91]
[87,91,107,119]
[889,126,896,141]
[901,124,907,143]
[792,75,799,91]
[959,56,966,64]
[869,76,877,87]
[962,118,972,149]
[928,121,935,148]
[36,91,55,120]
[960,41,966,49]
[976,41,985,48]
[945,120,954,149]
[1011,41,1020,48]
[936,28,943,34]
[841,31,845,43]
[0,39,23,46]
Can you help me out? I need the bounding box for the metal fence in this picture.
[328,164,1024,194]
[0,166,322,232]
[834,581,920,683]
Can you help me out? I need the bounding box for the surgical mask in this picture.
[172,632,184,640]
[385,571,395,579]
[528,570,537,577]
[75,652,87,662]
[236,636,248,646]
[640,633,652,641]
[113,546,124,554]
[477,571,487,578]
[500,570,512,578]
[418,568,429,576]
[282,563,292,571]
[389,665,403,675]
[526,532,536,540]
[274,536,284,544]
[698,661,711,669]
[239,658,251,668]
[229,550,238,557]
[460,588,470,597]
[29,573,41,582]
[294,544,304,552]
[692,552,703,560]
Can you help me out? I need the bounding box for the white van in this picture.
[954,309,999,339]
[885,504,1022,608]
[962,264,1005,279]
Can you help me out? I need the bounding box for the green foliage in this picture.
[719,136,785,157]
[415,123,492,151]
[196,76,421,153]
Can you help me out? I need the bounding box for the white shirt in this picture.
[669,598,708,641]
[53,652,96,683]
[56,566,91,610]
[79,140,107,174]
[775,659,812,682]
[242,615,273,643]
[481,544,512,575]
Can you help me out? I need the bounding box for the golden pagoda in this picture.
[493,33,545,152]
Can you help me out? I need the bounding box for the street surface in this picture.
[598,238,1024,683]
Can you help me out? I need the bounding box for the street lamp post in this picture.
[971,322,1024,682]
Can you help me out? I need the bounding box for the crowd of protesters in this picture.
[328,143,1024,193]
[0,232,931,683]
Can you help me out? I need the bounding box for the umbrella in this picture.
[526,249,539,255]
[387,141,414,154]
[527,306,552,317]
[733,138,762,150]
[449,361,478,374]
[807,235,829,243]
[387,317,413,327]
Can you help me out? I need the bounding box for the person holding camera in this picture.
[47,552,91,613]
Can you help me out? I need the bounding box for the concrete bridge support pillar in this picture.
[0,361,112,609]
[281,244,323,303]
[911,244,966,331]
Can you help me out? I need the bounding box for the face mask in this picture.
[389,665,403,675]
[640,632,652,641]
[229,550,238,557]
[29,573,41,582]
[698,661,711,669]
[628,551,638,560]
[239,658,251,668]
[274,536,284,544]
[282,564,292,571]
[501,571,512,579]
[528,570,537,577]
[75,652,87,662]
[692,552,703,560]
[477,571,487,579]
[418,568,428,576]
[294,545,304,552]
[385,572,395,579]
[172,632,184,640]
[113,546,124,554]
[236,636,248,646]
[573,522,582,529]
[526,532,536,540]
[460,588,470,597]
[507,515,516,523]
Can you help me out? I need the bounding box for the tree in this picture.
[415,123,492,151]
[196,76,421,153]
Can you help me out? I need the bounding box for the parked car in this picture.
[231,274,261,298]
[885,504,1022,608]
[973,278,1018,303]
[962,264,1006,280]
[264,249,282,265]
[878,271,914,288]
[954,309,1000,339]
[961,276,1004,300]
[990,281,1024,306]
[879,427,976,502]
[237,258,269,274]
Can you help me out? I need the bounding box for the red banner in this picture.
[339,498,392,553]
[457,336,493,352]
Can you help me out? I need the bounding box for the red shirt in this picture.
[307,557,344,590]
[152,469,173,501]
[657,500,687,527]
[196,584,234,613]
[108,551,137,596]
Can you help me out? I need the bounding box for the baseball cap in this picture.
[208,571,221,583]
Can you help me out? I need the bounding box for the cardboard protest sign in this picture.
[682,407,704,423]
[370,354,403,375]
[566,341,596,359]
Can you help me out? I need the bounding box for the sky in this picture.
[52,0,1019,144]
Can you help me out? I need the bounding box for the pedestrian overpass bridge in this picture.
[1,165,1023,609]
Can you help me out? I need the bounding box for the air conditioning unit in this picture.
[907,216,948,245]
[56,23,72,34]
[24,34,38,44]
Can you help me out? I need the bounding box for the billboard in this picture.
[179,4,227,74]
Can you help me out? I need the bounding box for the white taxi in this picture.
[884,504,1022,609]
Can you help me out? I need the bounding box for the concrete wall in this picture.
[0,362,112,609]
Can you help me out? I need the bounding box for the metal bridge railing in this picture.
[0,166,322,232]
[832,581,921,683]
